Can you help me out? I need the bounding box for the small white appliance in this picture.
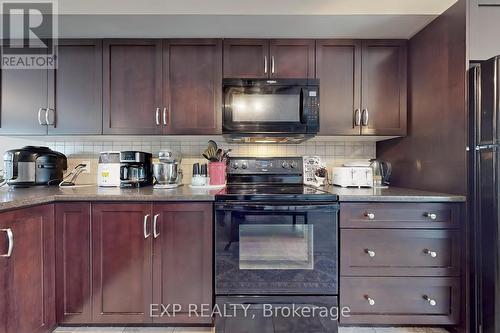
[332,162,373,188]
[97,151,121,187]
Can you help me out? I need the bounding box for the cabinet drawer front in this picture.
[340,277,460,325]
[340,203,460,228]
[341,229,460,276]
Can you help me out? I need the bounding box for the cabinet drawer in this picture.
[340,203,461,229]
[340,277,460,325]
[341,229,460,276]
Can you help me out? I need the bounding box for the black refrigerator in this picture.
[469,56,500,333]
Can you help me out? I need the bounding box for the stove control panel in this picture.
[228,157,303,174]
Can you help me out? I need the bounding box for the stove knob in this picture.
[290,161,298,168]
[232,162,239,169]
[241,162,248,169]
[282,161,290,168]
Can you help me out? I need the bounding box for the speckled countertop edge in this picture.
[0,185,465,213]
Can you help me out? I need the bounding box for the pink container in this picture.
[208,162,227,186]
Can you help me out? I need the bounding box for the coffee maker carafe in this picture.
[120,151,153,188]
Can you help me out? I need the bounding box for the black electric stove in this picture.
[215,157,338,202]
[214,157,339,333]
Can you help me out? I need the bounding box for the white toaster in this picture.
[332,166,373,188]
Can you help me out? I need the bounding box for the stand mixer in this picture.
[153,151,183,189]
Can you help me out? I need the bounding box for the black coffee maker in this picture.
[119,151,153,188]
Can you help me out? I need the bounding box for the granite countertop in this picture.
[0,184,466,212]
[325,186,466,202]
[0,185,219,212]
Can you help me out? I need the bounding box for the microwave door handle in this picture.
[299,88,306,123]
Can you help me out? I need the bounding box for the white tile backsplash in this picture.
[0,137,375,185]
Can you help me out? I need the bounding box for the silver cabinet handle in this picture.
[143,214,151,239]
[365,249,376,258]
[423,295,437,306]
[364,212,375,220]
[38,107,46,125]
[155,108,160,126]
[0,228,13,258]
[264,56,268,74]
[271,56,275,74]
[46,108,55,126]
[362,108,369,126]
[425,212,437,220]
[424,249,437,258]
[153,214,160,238]
[163,107,168,126]
[365,296,375,306]
[354,109,361,126]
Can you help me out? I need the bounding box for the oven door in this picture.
[215,202,338,295]
[222,79,318,134]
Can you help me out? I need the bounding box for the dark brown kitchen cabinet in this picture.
[163,39,222,134]
[360,40,407,135]
[103,39,163,135]
[0,61,49,134]
[91,202,212,325]
[92,203,153,323]
[0,205,56,333]
[316,39,407,136]
[316,40,361,135]
[152,203,213,324]
[269,39,315,78]
[339,201,462,326]
[223,39,314,79]
[48,40,103,134]
[223,39,269,78]
[55,202,92,324]
[340,277,460,325]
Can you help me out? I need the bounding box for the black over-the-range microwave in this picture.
[222,78,319,143]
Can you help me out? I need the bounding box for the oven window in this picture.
[231,94,300,122]
[239,224,314,270]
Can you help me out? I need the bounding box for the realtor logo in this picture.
[1,0,58,68]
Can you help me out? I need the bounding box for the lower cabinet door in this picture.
[92,203,153,324]
[55,203,92,324]
[0,205,56,333]
[339,276,460,325]
[152,203,213,324]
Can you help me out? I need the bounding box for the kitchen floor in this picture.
[53,327,450,333]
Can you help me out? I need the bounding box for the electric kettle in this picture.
[369,159,392,187]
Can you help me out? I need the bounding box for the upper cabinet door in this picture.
[103,39,163,134]
[316,40,362,135]
[48,40,103,134]
[270,39,315,78]
[0,55,49,135]
[223,39,269,78]
[361,40,407,136]
[163,39,222,134]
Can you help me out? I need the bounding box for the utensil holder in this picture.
[208,162,226,186]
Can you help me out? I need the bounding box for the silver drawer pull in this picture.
[365,295,375,306]
[423,249,437,258]
[423,295,437,306]
[364,212,375,220]
[365,249,376,258]
[425,212,437,220]
[0,228,13,258]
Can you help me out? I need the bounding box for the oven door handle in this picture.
[215,203,338,212]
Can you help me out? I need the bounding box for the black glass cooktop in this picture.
[216,184,338,202]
